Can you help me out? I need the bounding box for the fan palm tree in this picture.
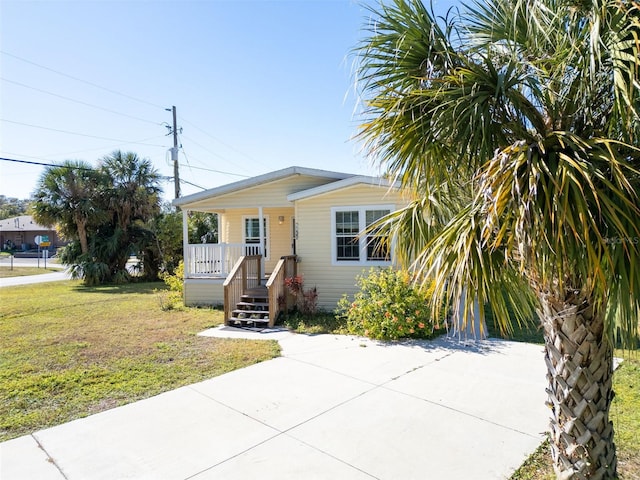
[32,160,107,254]
[355,0,639,478]
[98,150,162,277]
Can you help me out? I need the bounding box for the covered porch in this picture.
[180,205,297,326]
[181,204,296,280]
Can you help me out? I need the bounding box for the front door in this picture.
[291,217,297,255]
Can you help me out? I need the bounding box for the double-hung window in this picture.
[365,209,390,261]
[331,206,392,265]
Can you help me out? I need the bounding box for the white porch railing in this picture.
[185,243,263,278]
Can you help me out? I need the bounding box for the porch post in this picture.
[182,209,189,277]
[258,206,265,277]
[221,243,227,275]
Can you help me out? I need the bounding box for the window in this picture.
[365,209,390,261]
[243,216,269,259]
[335,210,360,261]
[331,206,392,265]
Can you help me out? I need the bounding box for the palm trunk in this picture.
[539,291,617,479]
[76,219,89,254]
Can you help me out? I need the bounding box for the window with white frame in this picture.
[331,206,392,265]
[243,216,269,259]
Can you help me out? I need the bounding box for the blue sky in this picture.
[1,0,457,203]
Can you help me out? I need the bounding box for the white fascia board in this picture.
[286,175,399,202]
[173,166,352,208]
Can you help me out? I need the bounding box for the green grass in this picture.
[0,280,280,442]
[610,355,640,478]
[282,310,347,335]
[0,266,61,278]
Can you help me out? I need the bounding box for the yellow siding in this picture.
[185,175,338,210]
[182,176,406,311]
[219,207,294,273]
[184,278,224,306]
[295,184,405,310]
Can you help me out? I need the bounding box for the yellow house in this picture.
[173,166,403,327]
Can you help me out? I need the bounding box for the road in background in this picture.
[0,256,70,287]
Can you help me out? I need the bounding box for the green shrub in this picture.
[336,267,441,341]
[162,260,184,293]
[157,261,184,310]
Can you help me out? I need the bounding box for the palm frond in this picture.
[356,0,640,346]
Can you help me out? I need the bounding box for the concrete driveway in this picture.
[0,328,549,479]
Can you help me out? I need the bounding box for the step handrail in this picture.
[265,255,297,327]
[223,255,262,325]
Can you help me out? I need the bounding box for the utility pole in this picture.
[166,105,180,200]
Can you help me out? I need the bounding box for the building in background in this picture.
[0,215,65,254]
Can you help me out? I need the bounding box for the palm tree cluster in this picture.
[356,0,639,478]
[32,150,163,284]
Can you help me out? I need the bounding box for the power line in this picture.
[177,163,251,178]
[1,134,167,162]
[1,50,166,110]
[42,136,168,158]
[180,134,227,161]
[180,178,207,190]
[176,131,248,178]
[2,77,161,125]
[1,119,167,147]
[0,156,96,171]
[2,51,268,177]
[178,134,193,170]
[158,174,205,191]
[179,116,268,169]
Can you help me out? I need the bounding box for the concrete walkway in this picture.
[0,327,549,480]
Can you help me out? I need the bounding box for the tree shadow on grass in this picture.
[71,281,164,295]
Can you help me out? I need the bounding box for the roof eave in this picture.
[172,166,352,207]
[287,175,399,202]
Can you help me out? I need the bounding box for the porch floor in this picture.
[245,286,268,296]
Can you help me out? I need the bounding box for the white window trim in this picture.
[242,215,270,260]
[330,205,394,266]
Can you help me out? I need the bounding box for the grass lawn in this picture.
[490,321,640,479]
[0,266,61,278]
[283,310,346,335]
[0,280,280,442]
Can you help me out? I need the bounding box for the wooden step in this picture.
[240,295,269,303]
[241,294,267,301]
[233,309,269,318]
[226,285,271,328]
[235,302,269,313]
[228,316,270,328]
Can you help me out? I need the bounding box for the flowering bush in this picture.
[335,267,440,340]
[284,275,318,316]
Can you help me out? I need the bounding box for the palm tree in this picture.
[32,160,107,254]
[355,0,639,478]
[98,150,162,277]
